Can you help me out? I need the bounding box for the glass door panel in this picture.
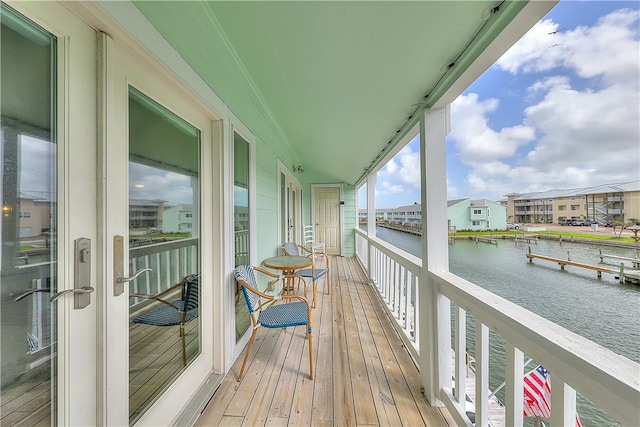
[233,131,249,341]
[2,2,98,425]
[1,5,57,424]
[127,87,201,424]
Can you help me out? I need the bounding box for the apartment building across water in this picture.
[503,180,640,224]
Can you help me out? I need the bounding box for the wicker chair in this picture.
[234,265,313,381]
[281,242,330,308]
[130,274,199,366]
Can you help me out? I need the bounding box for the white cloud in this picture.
[450,8,639,199]
[379,144,421,189]
[497,8,640,86]
[450,94,536,163]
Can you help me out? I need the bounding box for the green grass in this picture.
[450,230,636,244]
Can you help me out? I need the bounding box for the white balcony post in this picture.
[366,173,377,283]
[418,106,451,405]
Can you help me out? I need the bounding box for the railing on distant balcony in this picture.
[355,227,639,427]
[128,237,198,307]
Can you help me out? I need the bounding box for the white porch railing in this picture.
[355,228,639,427]
[129,237,198,306]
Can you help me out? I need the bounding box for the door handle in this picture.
[50,286,95,302]
[113,235,152,295]
[116,268,152,284]
[14,288,51,301]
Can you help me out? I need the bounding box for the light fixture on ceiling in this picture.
[293,165,304,174]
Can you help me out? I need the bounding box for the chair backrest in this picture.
[303,225,315,246]
[183,274,199,312]
[282,242,300,256]
[233,265,261,313]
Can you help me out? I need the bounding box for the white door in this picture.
[313,186,342,255]
[105,42,213,426]
[1,1,98,425]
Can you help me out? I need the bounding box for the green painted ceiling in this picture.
[131,1,547,185]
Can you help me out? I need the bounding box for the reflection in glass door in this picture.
[1,5,57,424]
[233,132,250,341]
[127,88,201,424]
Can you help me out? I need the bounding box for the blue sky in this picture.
[367,1,640,209]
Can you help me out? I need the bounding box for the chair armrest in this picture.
[253,266,281,278]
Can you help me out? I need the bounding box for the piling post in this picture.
[619,263,625,284]
[528,246,532,263]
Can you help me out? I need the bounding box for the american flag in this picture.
[523,365,582,427]
[524,365,552,418]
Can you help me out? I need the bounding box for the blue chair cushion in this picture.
[133,300,198,326]
[296,268,329,281]
[258,301,308,329]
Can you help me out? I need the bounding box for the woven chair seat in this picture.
[133,301,198,326]
[295,268,328,280]
[258,301,308,329]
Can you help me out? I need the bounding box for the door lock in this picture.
[49,237,93,309]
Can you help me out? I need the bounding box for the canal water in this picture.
[369,226,640,426]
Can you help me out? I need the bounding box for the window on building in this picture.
[19,211,32,218]
[571,205,579,211]
[473,209,482,215]
[558,205,566,211]
[472,220,480,226]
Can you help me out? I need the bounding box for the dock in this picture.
[475,236,498,245]
[526,247,640,284]
[599,249,640,268]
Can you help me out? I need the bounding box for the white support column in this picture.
[366,173,377,283]
[418,107,451,405]
[366,173,377,238]
[505,343,524,426]
[550,378,577,427]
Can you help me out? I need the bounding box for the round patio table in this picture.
[262,255,312,297]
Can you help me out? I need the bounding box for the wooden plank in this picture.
[243,325,295,425]
[311,275,335,426]
[226,327,283,416]
[341,258,378,425]
[288,289,327,427]
[332,257,356,426]
[346,256,402,427]
[360,272,448,426]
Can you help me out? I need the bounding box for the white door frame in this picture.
[104,36,218,426]
[277,160,303,246]
[4,1,98,424]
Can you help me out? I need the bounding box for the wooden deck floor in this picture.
[196,256,454,426]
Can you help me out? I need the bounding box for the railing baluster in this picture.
[551,378,577,427]
[475,322,489,427]
[455,304,466,405]
[505,343,524,426]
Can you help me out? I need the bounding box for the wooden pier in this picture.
[475,236,498,245]
[526,247,640,284]
[599,249,640,268]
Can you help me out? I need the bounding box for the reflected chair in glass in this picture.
[130,274,199,366]
[282,241,330,308]
[233,265,314,381]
